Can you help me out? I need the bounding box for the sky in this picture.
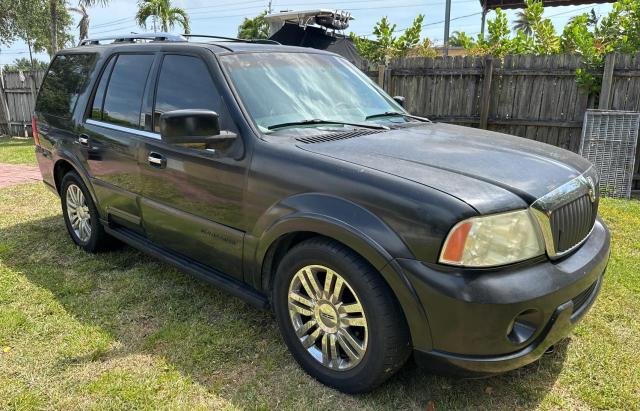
[0,0,614,66]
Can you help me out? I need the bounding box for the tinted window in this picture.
[90,57,116,120]
[102,54,154,129]
[36,53,97,118]
[154,55,229,132]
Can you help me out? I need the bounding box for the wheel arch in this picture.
[251,193,433,350]
[52,156,101,217]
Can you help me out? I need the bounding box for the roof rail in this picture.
[182,34,280,45]
[79,32,186,46]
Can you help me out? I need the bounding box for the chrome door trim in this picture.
[86,118,161,140]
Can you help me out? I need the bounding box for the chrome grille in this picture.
[549,194,599,253]
[530,169,600,259]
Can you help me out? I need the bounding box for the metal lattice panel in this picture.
[580,110,640,199]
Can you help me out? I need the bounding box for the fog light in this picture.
[507,309,542,345]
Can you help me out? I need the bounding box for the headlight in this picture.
[439,210,545,267]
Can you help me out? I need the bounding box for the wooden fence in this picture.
[0,70,44,137]
[2,54,640,190]
[369,53,640,191]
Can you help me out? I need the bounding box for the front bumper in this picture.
[399,217,610,375]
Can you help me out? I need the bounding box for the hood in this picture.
[298,123,593,214]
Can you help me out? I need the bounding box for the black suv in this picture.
[33,33,610,393]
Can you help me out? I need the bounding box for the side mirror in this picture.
[393,96,406,107]
[159,109,236,150]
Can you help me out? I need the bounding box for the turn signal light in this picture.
[440,221,472,263]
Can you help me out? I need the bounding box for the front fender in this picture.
[246,193,433,350]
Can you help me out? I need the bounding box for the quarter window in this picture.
[153,55,231,132]
[36,53,97,118]
[102,54,154,129]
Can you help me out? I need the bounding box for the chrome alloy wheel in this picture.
[66,184,92,242]
[288,265,368,371]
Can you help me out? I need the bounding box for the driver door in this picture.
[138,53,246,280]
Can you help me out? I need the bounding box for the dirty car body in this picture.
[33,36,610,392]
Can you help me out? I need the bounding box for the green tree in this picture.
[513,10,532,35]
[136,0,190,34]
[49,0,107,54]
[520,0,560,54]
[461,1,559,57]
[0,6,15,43]
[351,15,433,63]
[4,57,49,72]
[237,11,269,39]
[449,31,475,48]
[0,0,73,57]
[68,5,89,41]
[471,8,521,57]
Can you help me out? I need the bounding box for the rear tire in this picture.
[273,237,411,393]
[60,171,115,253]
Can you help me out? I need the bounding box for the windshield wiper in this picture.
[267,118,389,131]
[365,111,431,122]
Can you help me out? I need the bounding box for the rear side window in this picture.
[36,53,97,118]
[102,54,154,129]
[153,54,233,132]
[90,56,116,120]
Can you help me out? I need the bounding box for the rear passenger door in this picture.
[138,53,246,280]
[82,53,156,232]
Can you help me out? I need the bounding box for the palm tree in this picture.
[50,0,109,54]
[449,31,473,48]
[513,10,532,36]
[238,12,269,40]
[68,5,89,41]
[136,0,190,34]
[569,8,598,28]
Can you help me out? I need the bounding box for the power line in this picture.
[546,4,597,18]
[91,0,474,26]
[91,16,134,29]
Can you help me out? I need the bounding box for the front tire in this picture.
[273,237,411,393]
[60,172,113,253]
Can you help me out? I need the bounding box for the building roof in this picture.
[480,0,614,10]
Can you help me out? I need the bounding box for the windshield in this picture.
[220,52,407,132]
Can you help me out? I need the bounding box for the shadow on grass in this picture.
[2,213,569,409]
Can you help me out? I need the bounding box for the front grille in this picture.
[549,194,598,253]
[571,280,598,313]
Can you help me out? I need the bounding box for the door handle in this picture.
[148,152,166,168]
[78,134,89,146]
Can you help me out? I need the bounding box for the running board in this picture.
[104,225,269,310]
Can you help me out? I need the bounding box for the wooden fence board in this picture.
[0,70,43,136]
[2,54,640,190]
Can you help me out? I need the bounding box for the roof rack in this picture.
[182,34,280,45]
[78,32,281,47]
[79,32,186,46]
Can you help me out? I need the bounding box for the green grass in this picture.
[0,137,37,165]
[0,182,638,410]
